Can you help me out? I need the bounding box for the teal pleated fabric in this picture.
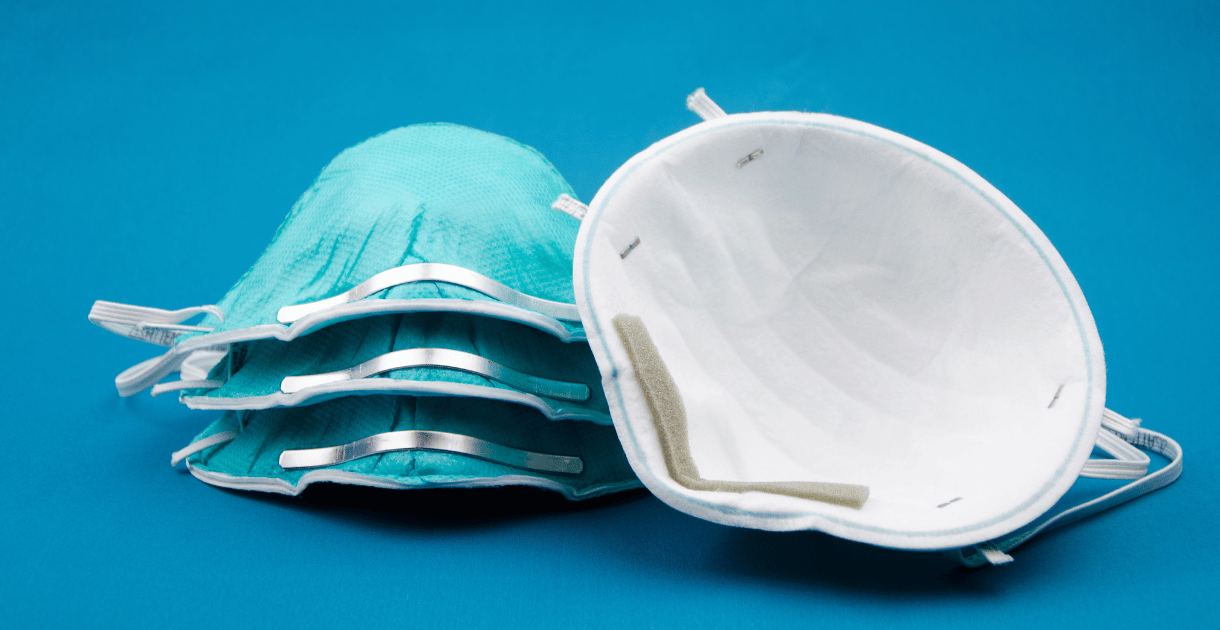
[186,122,584,342]
[184,312,610,423]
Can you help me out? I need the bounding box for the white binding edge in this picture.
[110,298,587,397]
[182,379,613,425]
[184,461,643,501]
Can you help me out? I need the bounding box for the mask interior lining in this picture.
[613,313,869,509]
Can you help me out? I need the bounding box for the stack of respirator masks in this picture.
[92,91,1182,567]
[90,123,641,500]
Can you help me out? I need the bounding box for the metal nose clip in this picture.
[279,347,591,401]
[276,263,581,323]
[278,430,584,475]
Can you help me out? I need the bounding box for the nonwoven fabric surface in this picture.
[183,122,584,341]
[185,312,610,423]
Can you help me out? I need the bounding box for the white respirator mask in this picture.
[564,89,1182,566]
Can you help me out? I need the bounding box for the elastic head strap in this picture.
[946,409,1183,567]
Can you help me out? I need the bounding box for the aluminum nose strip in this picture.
[278,430,584,475]
[279,347,591,401]
[276,263,581,323]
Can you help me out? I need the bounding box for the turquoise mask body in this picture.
[175,395,638,499]
[180,312,611,424]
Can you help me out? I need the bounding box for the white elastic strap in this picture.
[1079,428,1150,479]
[150,380,224,397]
[89,300,224,346]
[552,194,588,221]
[1101,407,1142,438]
[947,410,1183,567]
[686,87,727,121]
[115,345,229,397]
[171,431,237,467]
[179,348,228,381]
[116,352,187,396]
[978,545,1014,565]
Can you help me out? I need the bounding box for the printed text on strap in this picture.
[89,300,224,346]
[552,194,589,221]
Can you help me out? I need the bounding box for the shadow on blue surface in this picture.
[4,1,1215,625]
[223,481,992,593]
[239,482,653,528]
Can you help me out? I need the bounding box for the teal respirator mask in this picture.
[173,396,636,500]
[93,123,637,499]
[91,123,588,399]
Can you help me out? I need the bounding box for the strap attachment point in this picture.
[978,545,1015,565]
[552,194,588,221]
[686,87,728,121]
[946,409,1183,567]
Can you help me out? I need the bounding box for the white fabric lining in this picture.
[575,109,1105,550]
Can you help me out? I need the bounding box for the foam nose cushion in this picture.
[612,313,868,509]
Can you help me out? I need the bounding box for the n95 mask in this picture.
[171,395,639,500]
[568,89,1182,565]
[90,123,586,397]
[178,311,611,424]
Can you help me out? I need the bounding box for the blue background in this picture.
[2,1,1217,627]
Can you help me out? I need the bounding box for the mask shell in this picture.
[574,111,1105,550]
